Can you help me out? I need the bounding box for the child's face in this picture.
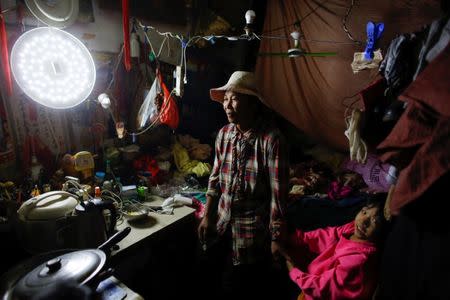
[354,205,382,242]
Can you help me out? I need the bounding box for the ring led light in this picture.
[10,27,96,109]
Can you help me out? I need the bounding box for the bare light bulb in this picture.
[290,31,301,48]
[245,10,256,25]
[98,93,111,109]
[244,10,256,36]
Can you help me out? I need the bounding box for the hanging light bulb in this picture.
[288,30,302,57]
[244,10,256,36]
[98,93,111,109]
[290,31,301,48]
[245,10,256,25]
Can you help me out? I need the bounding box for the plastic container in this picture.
[95,172,105,186]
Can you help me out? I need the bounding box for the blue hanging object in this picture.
[131,133,137,143]
[181,39,188,49]
[364,21,384,60]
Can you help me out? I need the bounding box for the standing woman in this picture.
[197,71,289,300]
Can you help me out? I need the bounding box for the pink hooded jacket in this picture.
[289,221,378,300]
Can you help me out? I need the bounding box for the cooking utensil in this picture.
[75,198,118,248]
[15,191,80,254]
[15,191,119,254]
[0,227,131,300]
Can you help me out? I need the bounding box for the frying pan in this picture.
[0,227,131,300]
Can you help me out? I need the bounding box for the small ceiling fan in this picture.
[259,31,337,58]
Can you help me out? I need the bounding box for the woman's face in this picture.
[223,90,255,124]
[354,205,382,242]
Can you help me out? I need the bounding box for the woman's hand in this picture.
[198,216,214,243]
[285,257,295,272]
[272,240,296,272]
[271,240,283,261]
[271,220,287,242]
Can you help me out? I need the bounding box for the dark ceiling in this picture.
[97,0,267,36]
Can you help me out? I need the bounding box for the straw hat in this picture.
[210,71,263,103]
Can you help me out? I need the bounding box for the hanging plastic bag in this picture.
[158,72,179,130]
[136,74,161,129]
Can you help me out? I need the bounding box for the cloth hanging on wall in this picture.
[10,95,71,173]
[0,91,14,167]
[0,4,13,96]
[377,40,450,216]
[255,0,442,150]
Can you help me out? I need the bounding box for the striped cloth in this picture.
[207,120,288,265]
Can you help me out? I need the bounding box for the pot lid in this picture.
[13,249,106,299]
[17,191,78,220]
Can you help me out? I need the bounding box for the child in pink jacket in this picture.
[273,195,388,300]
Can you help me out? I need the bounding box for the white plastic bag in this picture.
[137,75,161,129]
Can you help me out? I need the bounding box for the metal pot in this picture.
[0,227,131,300]
[15,191,118,253]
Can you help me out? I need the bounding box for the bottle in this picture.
[94,172,105,187]
[30,155,42,185]
[104,160,116,183]
[30,185,41,197]
[94,186,102,198]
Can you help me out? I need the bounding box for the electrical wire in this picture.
[1,6,16,14]
[156,35,168,58]
[263,0,331,34]
[342,0,362,45]
[141,26,158,59]
[136,19,184,43]
[106,45,124,92]
[302,38,361,45]
[65,179,93,200]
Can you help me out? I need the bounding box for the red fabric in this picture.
[0,8,13,96]
[133,154,160,183]
[327,181,353,201]
[358,78,388,113]
[377,41,450,215]
[158,72,179,130]
[255,0,442,150]
[121,0,131,71]
[289,221,378,300]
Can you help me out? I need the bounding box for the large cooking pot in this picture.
[15,191,117,253]
[0,227,131,300]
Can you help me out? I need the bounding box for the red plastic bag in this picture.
[157,72,179,130]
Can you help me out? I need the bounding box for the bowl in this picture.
[123,209,148,222]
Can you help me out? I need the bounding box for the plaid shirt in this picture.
[206,120,288,265]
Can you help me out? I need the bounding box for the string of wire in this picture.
[342,0,362,45]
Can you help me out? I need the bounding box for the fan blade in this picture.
[301,52,337,57]
[258,52,289,57]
